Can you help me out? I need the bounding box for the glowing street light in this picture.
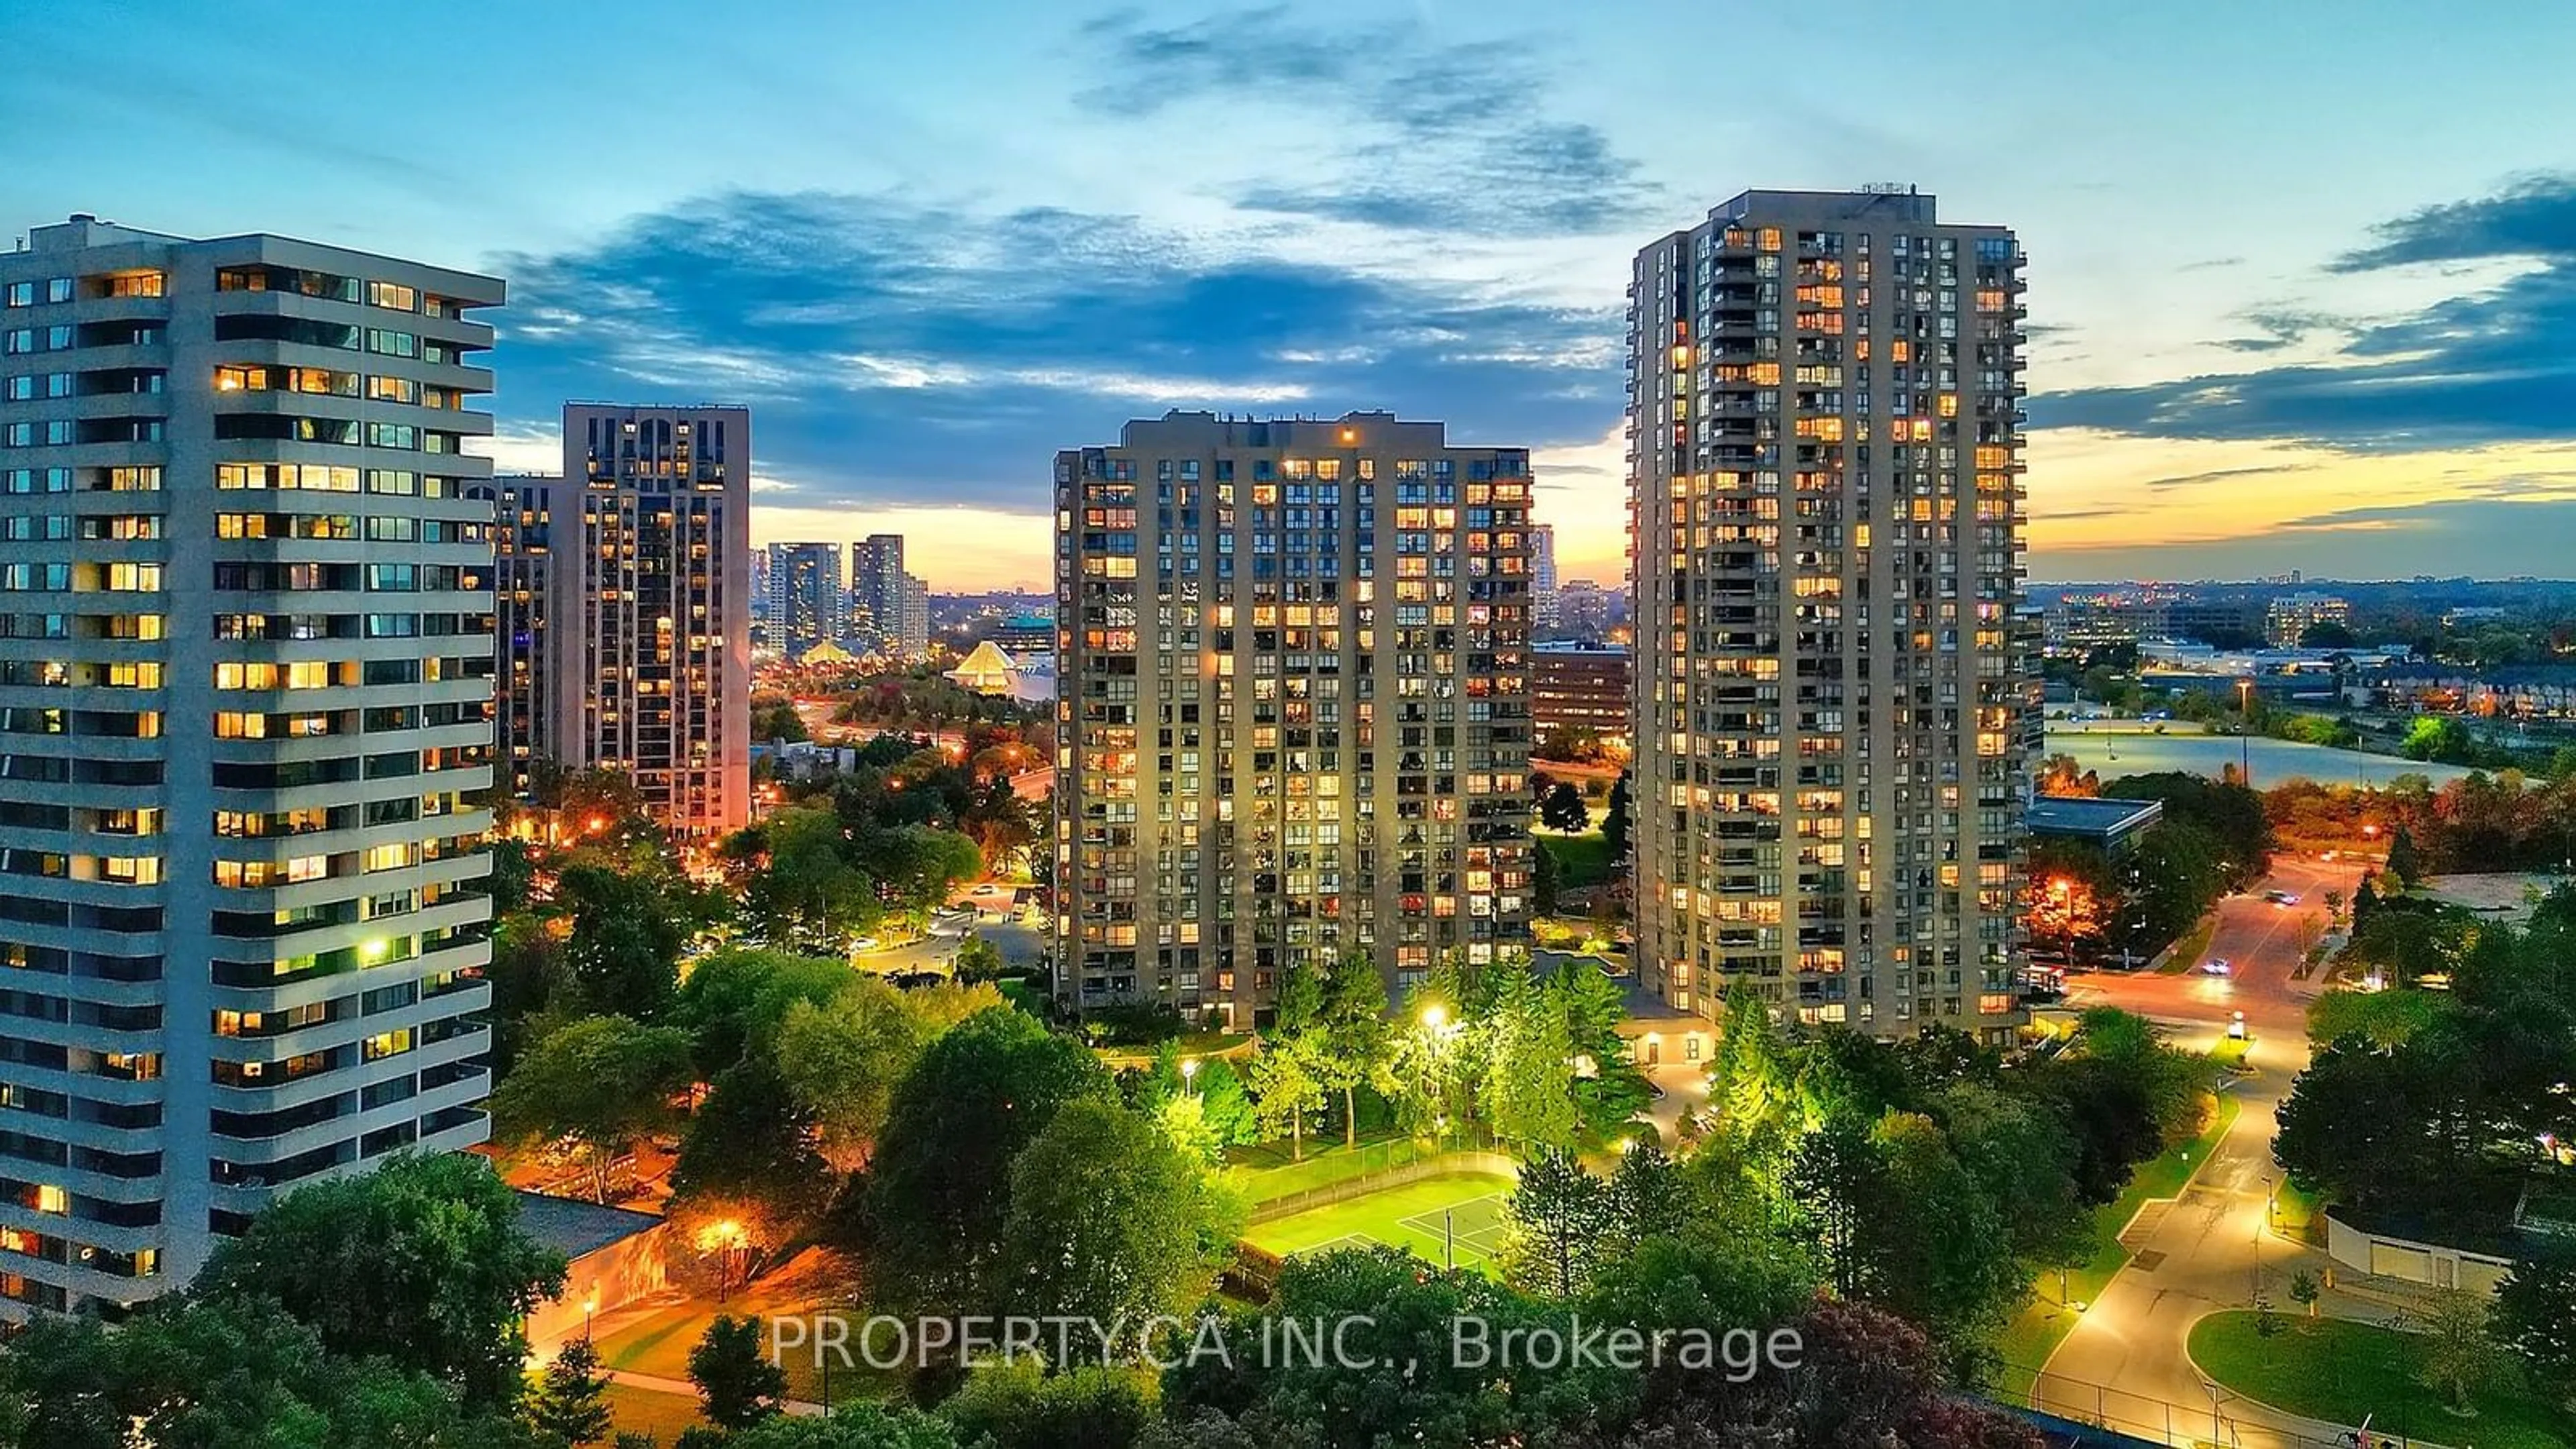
[1420,1004,1448,1032]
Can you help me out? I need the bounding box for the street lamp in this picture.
[1181,1058,1200,1095]
[1420,1004,1448,1032]
[582,1292,597,1342]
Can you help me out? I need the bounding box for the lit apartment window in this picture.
[30,1186,64,1215]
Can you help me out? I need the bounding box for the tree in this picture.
[676,947,873,1077]
[866,1008,1112,1313]
[2495,1238,2576,1403]
[488,837,537,914]
[1601,769,1632,862]
[1602,1140,1687,1254]
[0,1294,514,1448]
[728,1407,959,1448]
[941,1359,1154,1449]
[1247,1033,1327,1161]
[953,932,1006,983]
[1194,1057,1258,1148]
[2387,823,2425,888]
[2288,1269,2322,1321]
[2416,1289,2516,1413]
[555,863,694,1017]
[671,1055,834,1239]
[1500,1148,1610,1296]
[1532,839,1562,916]
[529,1338,614,1446]
[745,806,880,953]
[193,1152,568,1408]
[1538,781,1589,835]
[492,1015,696,1203]
[998,1099,1239,1339]
[775,978,934,1171]
[1708,981,1787,1140]
[1479,968,1580,1150]
[1934,1082,2090,1267]
[2306,986,2450,1049]
[2300,619,2357,649]
[690,1314,789,1432]
[1316,952,1393,1148]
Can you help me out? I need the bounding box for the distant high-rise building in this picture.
[1555,578,1617,641]
[1627,189,2033,1043]
[849,533,925,657]
[1530,522,1562,635]
[1053,411,1534,1022]
[472,475,557,794]
[0,215,506,1314]
[2266,591,2351,647]
[764,541,843,659]
[550,404,751,834]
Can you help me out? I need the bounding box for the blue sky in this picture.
[7,0,2573,589]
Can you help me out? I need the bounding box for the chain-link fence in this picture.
[2002,1364,2447,1448]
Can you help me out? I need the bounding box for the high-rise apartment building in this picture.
[2265,591,2351,647]
[1530,522,1561,637]
[1626,189,2033,1043]
[764,541,843,659]
[549,404,751,835]
[466,474,554,794]
[0,215,505,1314]
[1053,411,1534,1023]
[849,534,926,657]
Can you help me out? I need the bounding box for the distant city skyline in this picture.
[14,3,2573,587]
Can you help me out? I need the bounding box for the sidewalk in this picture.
[605,1368,826,1419]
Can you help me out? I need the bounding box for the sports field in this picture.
[1242,1172,1517,1273]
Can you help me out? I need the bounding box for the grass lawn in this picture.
[604,1381,704,1441]
[1992,1094,2243,1398]
[2155,915,2220,975]
[1243,1171,1518,1275]
[2191,1310,2576,1449]
[1540,828,1615,888]
[593,1289,903,1410]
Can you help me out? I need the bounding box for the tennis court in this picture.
[1242,1172,1517,1273]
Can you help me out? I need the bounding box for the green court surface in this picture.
[1244,1173,1517,1273]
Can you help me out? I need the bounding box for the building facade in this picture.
[467,474,553,794]
[0,215,504,1314]
[548,405,751,835]
[1529,522,1560,636]
[2266,590,2351,647]
[1053,411,1534,1023]
[1626,190,2033,1042]
[849,534,926,658]
[763,541,843,660]
[1532,643,1631,745]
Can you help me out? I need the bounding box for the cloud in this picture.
[2178,256,2247,272]
[2137,464,2318,492]
[2212,308,2343,353]
[1079,6,1652,233]
[2030,496,2576,581]
[489,190,1621,513]
[2332,171,2576,269]
[2035,176,2576,451]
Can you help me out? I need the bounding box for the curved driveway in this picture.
[2039,855,2380,1448]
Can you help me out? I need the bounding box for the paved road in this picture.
[2039,854,2380,1448]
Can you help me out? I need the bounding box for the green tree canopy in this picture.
[998,1099,1240,1338]
[865,1008,1113,1313]
[491,1014,696,1203]
[193,1152,568,1407]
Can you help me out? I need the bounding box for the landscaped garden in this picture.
[2191,1310,2576,1449]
